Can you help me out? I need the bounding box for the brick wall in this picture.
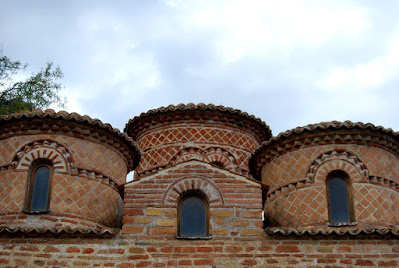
[0,132,128,229]
[262,143,399,228]
[0,234,397,267]
[123,161,264,239]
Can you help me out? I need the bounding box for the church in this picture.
[0,103,398,267]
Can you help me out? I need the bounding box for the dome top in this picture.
[125,103,272,142]
[250,120,399,179]
[0,109,141,171]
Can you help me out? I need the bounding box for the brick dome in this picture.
[0,109,140,234]
[125,103,271,178]
[250,121,399,229]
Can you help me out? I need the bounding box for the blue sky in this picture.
[1,0,399,136]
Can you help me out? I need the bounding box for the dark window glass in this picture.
[328,176,350,223]
[180,196,206,236]
[30,166,50,211]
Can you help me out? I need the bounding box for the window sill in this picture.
[328,222,357,227]
[175,235,212,240]
[22,209,50,214]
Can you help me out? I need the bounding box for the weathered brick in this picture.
[146,207,163,216]
[156,218,175,227]
[210,210,233,218]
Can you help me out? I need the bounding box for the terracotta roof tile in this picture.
[124,103,272,141]
[0,109,141,170]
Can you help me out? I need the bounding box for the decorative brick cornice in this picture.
[250,121,399,180]
[0,226,118,235]
[124,103,271,143]
[265,227,399,236]
[0,109,141,171]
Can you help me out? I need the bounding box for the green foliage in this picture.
[0,50,66,115]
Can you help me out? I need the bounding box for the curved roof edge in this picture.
[250,121,399,179]
[125,103,272,142]
[0,109,141,171]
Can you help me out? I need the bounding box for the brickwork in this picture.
[261,144,399,192]
[256,122,399,229]
[0,135,128,185]
[0,110,139,233]
[0,235,397,267]
[123,161,264,239]
[134,123,260,176]
[1,108,399,267]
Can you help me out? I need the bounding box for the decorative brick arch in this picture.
[169,147,203,166]
[169,147,239,172]
[162,176,225,206]
[308,150,369,183]
[13,140,73,173]
[203,147,238,171]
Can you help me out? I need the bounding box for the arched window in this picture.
[25,161,53,213]
[177,192,209,238]
[326,171,354,225]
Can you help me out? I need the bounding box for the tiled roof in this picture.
[125,103,272,142]
[268,121,398,145]
[0,109,141,170]
[250,121,399,179]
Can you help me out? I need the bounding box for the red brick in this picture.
[137,261,152,267]
[378,260,398,266]
[83,248,95,254]
[43,246,60,253]
[197,247,213,253]
[193,259,213,265]
[241,259,257,266]
[275,246,300,253]
[66,247,80,253]
[20,245,39,252]
[355,259,374,266]
[179,260,192,265]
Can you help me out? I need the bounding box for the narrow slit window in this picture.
[26,163,53,213]
[178,194,208,237]
[327,173,353,224]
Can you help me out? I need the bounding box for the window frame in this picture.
[326,170,356,226]
[176,191,211,239]
[24,159,54,214]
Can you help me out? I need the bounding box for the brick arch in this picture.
[169,146,239,172]
[162,176,225,206]
[169,147,203,166]
[309,150,368,183]
[203,147,238,171]
[13,140,73,173]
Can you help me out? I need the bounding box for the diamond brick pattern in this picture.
[0,136,37,166]
[50,174,122,227]
[262,144,399,192]
[265,185,328,227]
[354,184,399,224]
[61,136,127,185]
[1,134,127,184]
[263,147,322,192]
[137,125,259,153]
[355,145,399,184]
[0,171,26,213]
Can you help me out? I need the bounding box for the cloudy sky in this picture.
[1,0,399,135]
